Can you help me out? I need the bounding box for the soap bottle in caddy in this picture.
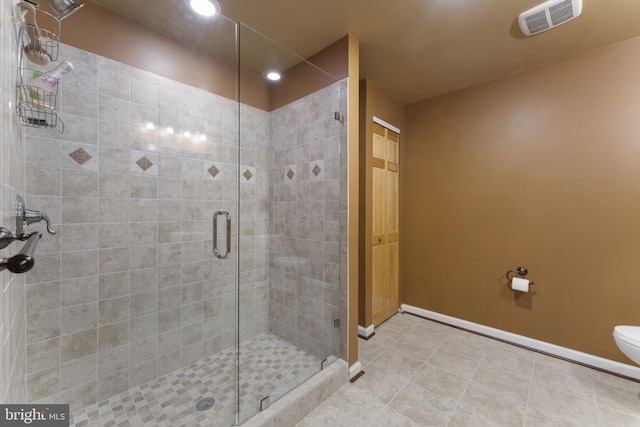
[27,60,73,109]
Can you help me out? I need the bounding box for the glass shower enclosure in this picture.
[20,6,345,426]
[237,23,344,423]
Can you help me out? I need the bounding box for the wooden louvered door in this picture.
[371,122,399,326]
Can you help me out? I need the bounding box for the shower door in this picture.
[237,23,344,423]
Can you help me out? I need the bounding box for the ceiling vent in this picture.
[518,0,582,36]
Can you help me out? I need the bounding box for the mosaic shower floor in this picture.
[70,334,321,427]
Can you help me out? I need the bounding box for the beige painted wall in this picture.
[403,36,640,364]
[358,79,404,328]
[270,36,348,111]
[53,2,269,110]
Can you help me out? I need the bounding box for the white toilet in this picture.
[613,325,640,364]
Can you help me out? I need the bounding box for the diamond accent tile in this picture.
[136,156,154,171]
[287,169,295,180]
[312,164,322,177]
[208,165,220,178]
[243,169,253,181]
[69,148,92,165]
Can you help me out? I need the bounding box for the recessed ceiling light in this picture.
[145,121,155,130]
[166,126,174,134]
[190,0,219,17]
[266,71,281,81]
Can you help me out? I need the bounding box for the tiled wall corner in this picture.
[268,82,344,359]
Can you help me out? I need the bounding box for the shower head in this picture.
[48,0,84,20]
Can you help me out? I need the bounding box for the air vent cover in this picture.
[518,0,582,36]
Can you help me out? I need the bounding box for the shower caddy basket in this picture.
[15,7,65,133]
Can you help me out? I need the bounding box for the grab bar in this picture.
[213,210,231,259]
[0,231,42,273]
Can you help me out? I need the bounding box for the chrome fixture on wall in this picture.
[16,195,56,236]
[48,0,84,20]
[0,228,41,273]
[0,195,57,274]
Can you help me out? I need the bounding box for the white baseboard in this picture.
[358,324,375,338]
[348,361,363,380]
[401,303,640,381]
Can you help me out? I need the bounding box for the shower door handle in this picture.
[213,210,231,259]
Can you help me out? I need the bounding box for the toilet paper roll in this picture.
[511,277,529,292]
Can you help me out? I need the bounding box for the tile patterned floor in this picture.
[297,313,640,427]
[70,333,321,427]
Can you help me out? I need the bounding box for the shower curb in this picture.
[240,359,348,427]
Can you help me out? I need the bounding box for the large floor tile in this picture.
[528,379,599,425]
[393,330,443,362]
[532,355,596,400]
[524,403,598,427]
[593,376,640,415]
[428,347,480,380]
[438,329,491,360]
[457,382,526,426]
[388,382,456,426]
[350,367,409,404]
[358,338,386,367]
[297,314,640,427]
[369,326,406,348]
[482,340,535,378]
[367,348,425,381]
[598,404,640,427]
[411,364,469,401]
[378,313,417,335]
[367,407,425,427]
[448,406,508,427]
[471,359,531,403]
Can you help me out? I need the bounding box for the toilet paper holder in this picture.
[506,266,535,289]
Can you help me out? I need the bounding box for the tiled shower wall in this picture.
[268,83,343,359]
[23,43,270,410]
[1,0,28,403]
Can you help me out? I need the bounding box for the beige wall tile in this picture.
[27,310,60,344]
[129,359,155,388]
[130,336,157,365]
[61,302,97,335]
[97,370,128,402]
[61,329,97,363]
[61,276,98,307]
[61,355,96,390]
[98,321,129,352]
[27,366,60,401]
[27,338,60,374]
[26,282,60,314]
[98,272,129,300]
[61,250,97,279]
[98,345,129,377]
[61,381,97,413]
[99,296,130,325]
